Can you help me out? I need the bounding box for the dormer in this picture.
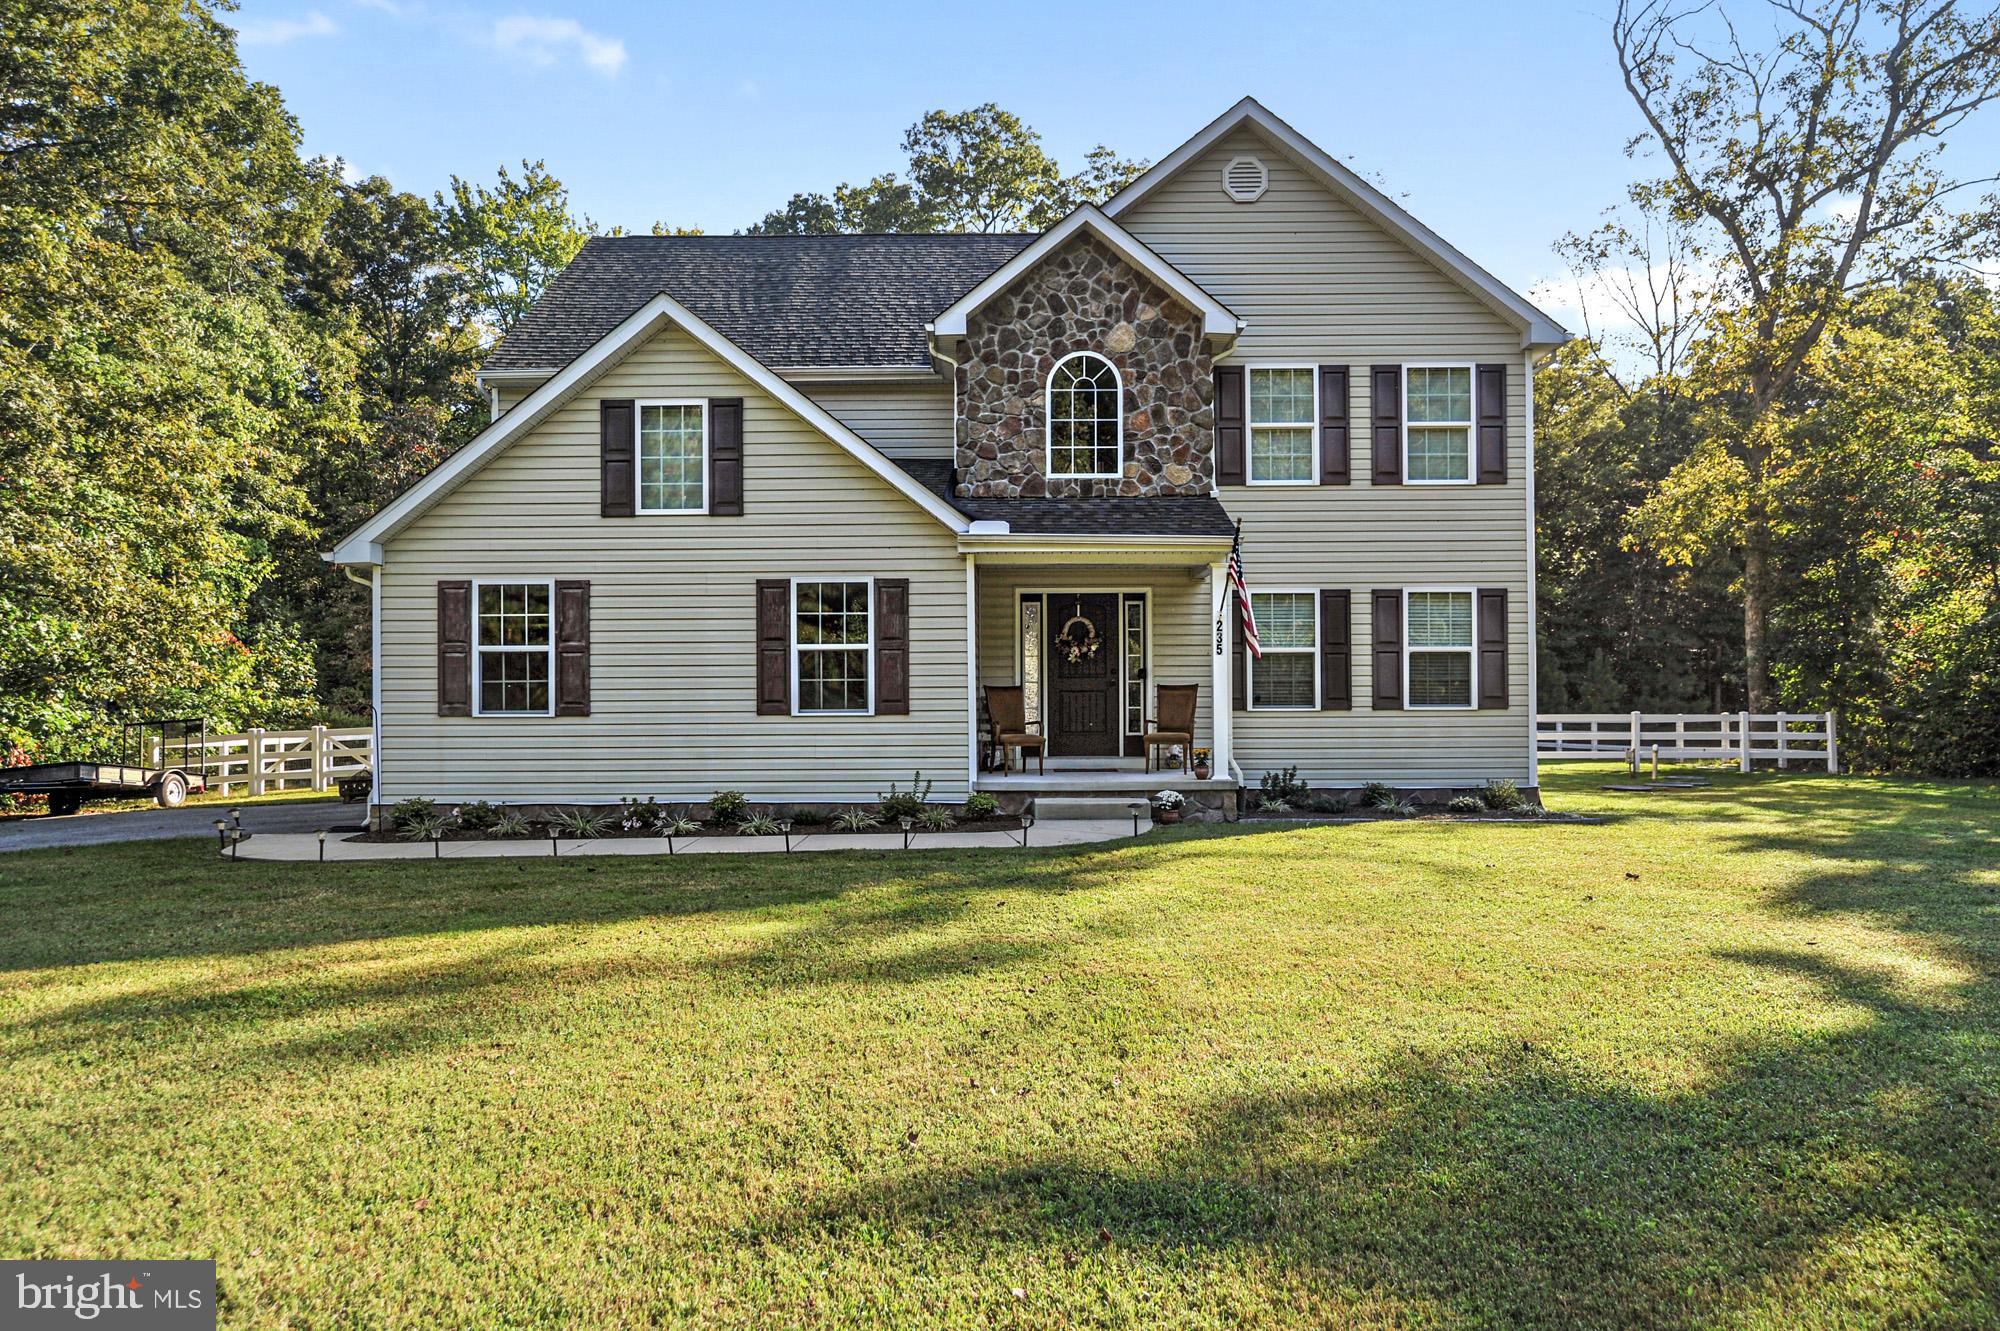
[928,206,1240,499]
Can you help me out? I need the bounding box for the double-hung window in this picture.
[638,400,706,512]
[794,579,872,714]
[1403,365,1474,483]
[475,581,553,715]
[1405,589,1475,707]
[1249,590,1318,709]
[1247,367,1317,483]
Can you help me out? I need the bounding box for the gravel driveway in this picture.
[0,798,365,852]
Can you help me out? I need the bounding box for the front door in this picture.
[1046,593,1122,757]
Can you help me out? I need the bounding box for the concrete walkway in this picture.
[225,819,1147,861]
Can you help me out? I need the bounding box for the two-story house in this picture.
[327,98,1568,819]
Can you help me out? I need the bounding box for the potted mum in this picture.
[1192,748,1212,781]
[1153,789,1186,824]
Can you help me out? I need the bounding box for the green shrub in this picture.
[877,772,932,820]
[662,816,701,837]
[456,800,502,832]
[1256,796,1291,813]
[552,807,610,838]
[1304,791,1349,814]
[618,796,663,832]
[962,792,1000,819]
[707,790,750,826]
[1479,779,1526,812]
[397,810,449,841]
[1361,781,1399,809]
[1259,765,1309,806]
[391,797,438,833]
[491,809,532,838]
[831,808,881,831]
[1447,795,1486,814]
[916,805,956,830]
[779,805,827,826]
[739,814,782,836]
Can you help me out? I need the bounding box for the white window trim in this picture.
[1401,363,1477,486]
[1247,587,1320,711]
[635,398,709,515]
[1044,351,1124,481]
[790,575,875,717]
[1244,364,1320,487]
[471,577,556,718]
[1403,585,1478,710]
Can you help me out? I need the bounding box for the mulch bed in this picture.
[354,815,1029,845]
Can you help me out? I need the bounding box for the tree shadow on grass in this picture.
[753,943,2000,1327]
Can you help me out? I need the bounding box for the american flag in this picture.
[1227,522,1260,659]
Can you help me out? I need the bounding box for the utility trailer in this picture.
[0,718,209,815]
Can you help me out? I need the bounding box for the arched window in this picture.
[1046,352,1122,478]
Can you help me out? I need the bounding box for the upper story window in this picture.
[475,581,553,716]
[1248,367,1317,484]
[638,400,706,512]
[1046,352,1122,479]
[1403,366,1474,484]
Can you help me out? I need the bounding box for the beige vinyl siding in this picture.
[378,323,970,804]
[493,385,530,415]
[974,566,1213,759]
[801,381,954,459]
[1123,126,1535,784]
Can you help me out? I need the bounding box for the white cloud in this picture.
[337,158,363,186]
[236,10,338,44]
[491,15,626,76]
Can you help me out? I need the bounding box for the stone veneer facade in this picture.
[954,233,1215,498]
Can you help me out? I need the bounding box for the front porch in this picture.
[964,532,1238,804]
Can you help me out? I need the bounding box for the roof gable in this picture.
[928,205,1239,340]
[1105,98,1567,348]
[329,292,969,564]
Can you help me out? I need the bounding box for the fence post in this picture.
[1738,710,1752,773]
[1629,711,1642,774]
[248,728,267,796]
[1776,710,1789,769]
[1825,709,1840,774]
[310,724,327,791]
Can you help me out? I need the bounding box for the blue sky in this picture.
[232,0,1999,339]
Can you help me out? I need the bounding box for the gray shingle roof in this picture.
[895,460,1236,539]
[483,233,1035,373]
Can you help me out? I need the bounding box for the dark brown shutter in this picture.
[600,400,635,518]
[1476,363,1507,484]
[1370,365,1402,486]
[756,578,790,715]
[1231,597,1246,711]
[1319,366,1350,485]
[1371,589,1402,710]
[554,580,590,716]
[437,580,472,716]
[1320,589,1352,709]
[875,578,909,715]
[1215,365,1246,487]
[1478,588,1509,708]
[710,397,744,515]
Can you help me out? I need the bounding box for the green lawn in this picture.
[2,765,1995,1328]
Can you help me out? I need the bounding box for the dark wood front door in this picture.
[1047,594,1121,757]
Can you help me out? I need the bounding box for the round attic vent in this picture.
[1222,155,1268,203]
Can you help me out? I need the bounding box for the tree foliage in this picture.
[746,104,1146,235]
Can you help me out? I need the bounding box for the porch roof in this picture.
[896,460,1236,539]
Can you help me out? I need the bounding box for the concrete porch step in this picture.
[1033,796,1151,822]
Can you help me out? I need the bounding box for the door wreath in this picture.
[1057,613,1101,664]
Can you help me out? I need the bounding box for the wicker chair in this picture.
[1144,684,1199,773]
[984,685,1045,774]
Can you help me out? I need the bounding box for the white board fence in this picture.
[1537,712,1838,773]
[147,726,371,796]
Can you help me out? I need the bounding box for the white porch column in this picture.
[965,554,979,793]
[1209,559,1232,779]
